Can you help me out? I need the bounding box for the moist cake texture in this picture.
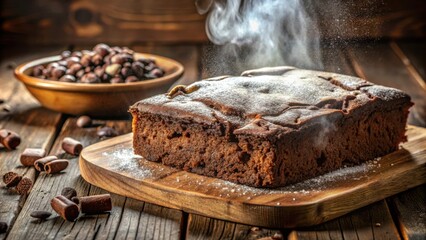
[129,66,413,187]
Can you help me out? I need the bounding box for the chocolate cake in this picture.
[129,66,413,187]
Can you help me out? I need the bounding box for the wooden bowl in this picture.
[14,53,184,117]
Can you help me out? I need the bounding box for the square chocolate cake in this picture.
[129,66,413,187]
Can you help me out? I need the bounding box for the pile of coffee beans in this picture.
[31,43,165,83]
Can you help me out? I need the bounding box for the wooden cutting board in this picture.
[79,125,426,228]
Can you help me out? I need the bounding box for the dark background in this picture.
[1,0,425,46]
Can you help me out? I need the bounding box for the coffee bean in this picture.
[125,76,139,83]
[105,64,121,76]
[2,172,22,187]
[62,137,83,155]
[46,62,59,71]
[51,195,80,221]
[80,194,112,214]
[121,47,134,55]
[68,63,83,74]
[76,69,85,79]
[76,115,92,128]
[101,73,111,83]
[93,43,110,58]
[66,57,81,68]
[34,155,58,172]
[0,129,21,150]
[123,62,132,68]
[51,66,67,80]
[91,54,103,66]
[16,177,33,195]
[94,66,104,78]
[131,61,145,78]
[45,160,69,174]
[97,126,118,138]
[20,148,47,167]
[32,65,45,77]
[110,77,124,84]
[59,75,76,83]
[80,54,92,67]
[137,58,155,65]
[61,50,71,59]
[32,44,165,83]
[57,60,68,67]
[61,187,77,200]
[120,67,133,78]
[111,53,133,65]
[80,73,100,83]
[0,222,8,234]
[30,210,52,220]
[71,51,83,58]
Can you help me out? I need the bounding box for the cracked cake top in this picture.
[130,66,411,136]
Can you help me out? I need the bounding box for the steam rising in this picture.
[197,0,322,75]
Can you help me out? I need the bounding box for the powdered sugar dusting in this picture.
[101,145,152,179]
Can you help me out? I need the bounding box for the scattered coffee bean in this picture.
[76,69,85,78]
[30,210,52,220]
[20,148,46,167]
[34,155,58,172]
[80,194,112,214]
[150,68,164,78]
[97,126,118,138]
[66,57,80,68]
[76,115,92,128]
[71,196,80,204]
[61,137,83,155]
[51,195,80,221]
[61,187,77,200]
[375,222,381,227]
[0,221,7,234]
[72,51,83,58]
[16,177,33,195]
[0,129,21,150]
[2,172,22,187]
[44,159,69,174]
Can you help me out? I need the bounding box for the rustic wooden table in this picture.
[0,41,425,240]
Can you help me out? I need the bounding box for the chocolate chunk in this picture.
[51,195,80,221]
[80,194,112,214]
[34,155,58,172]
[20,148,46,167]
[0,129,21,150]
[2,172,22,187]
[44,160,69,174]
[16,177,33,195]
[30,210,52,220]
[61,187,77,200]
[61,137,83,156]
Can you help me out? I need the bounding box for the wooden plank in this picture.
[290,201,400,240]
[347,43,426,127]
[393,41,426,87]
[388,185,426,240]
[6,118,183,239]
[186,214,235,240]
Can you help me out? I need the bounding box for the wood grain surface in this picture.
[79,125,426,228]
